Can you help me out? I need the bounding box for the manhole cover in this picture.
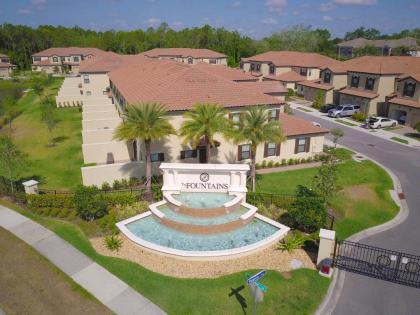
[367,144,375,147]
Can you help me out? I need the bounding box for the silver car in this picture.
[328,104,360,118]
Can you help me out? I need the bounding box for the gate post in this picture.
[317,229,336,266]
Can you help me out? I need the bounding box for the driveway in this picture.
[293,109,420,315]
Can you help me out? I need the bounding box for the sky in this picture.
[1,0,419,39]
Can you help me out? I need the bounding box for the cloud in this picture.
[260,17,278,25]
[319,2,335,11]
[31,0,47,4]
[172,21,184,30]
[333,0,376,5]
[265,0,287,13]
[144,18,161,27]
[18,8,32,15]
[232,1,241,7]
[322,15,333,21]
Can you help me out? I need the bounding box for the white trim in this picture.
[160,163,249,172]
[116,212,289,258]
[240,202,258,220]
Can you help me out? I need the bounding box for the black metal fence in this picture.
[334,240,420,289]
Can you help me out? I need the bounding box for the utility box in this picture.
[22,180,39,195]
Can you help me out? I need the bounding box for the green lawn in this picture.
[257,157,399,240]
[296,107,313,112]
[390,136,409,144]
[335,119,358,127]
[1,199,330,315]
[1,78,83,189]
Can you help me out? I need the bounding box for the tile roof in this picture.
[298,80,334,91]
[242,51,341,68]
[32,60,59,66]
[192,63,257,81]
[79,52,149,73]
[32,47,106,57]
[345,56,420,75]
[338,88,379,99]
[337,37,419,49]
[238,81,288,94]
[0,53,8,58]
[108,59,284,111]
[279,113,329,136]
[143,48,227,59]
[0,63,14,68]
[388,97,420,109]
[264,71,306,82]
[397,73,420,82]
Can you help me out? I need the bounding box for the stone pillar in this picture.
[22,180,39,195]
[317,228,336,266]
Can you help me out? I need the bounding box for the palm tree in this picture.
[114,103,175,189]
[230,107,285,192]
[180,103,230,163]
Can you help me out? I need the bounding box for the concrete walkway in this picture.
[288,101,420,148]
[0,205,166,315]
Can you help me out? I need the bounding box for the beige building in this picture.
[0,53,15,77]
[240,51,341,91]
[32,47,106,74]
[387,74,420,128]
[143,48,228,65]
[337,56,420,116]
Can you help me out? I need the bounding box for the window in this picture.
[150,153,164,162]
[308,69,312,76]
[86,91,91,96]
[209,59,217,64]
[52,57,58,62]
[83,74,90,84]
[295,137,310,153]
[238,144,250,160]
[180,149,197,159]
[266,143,276,156]
[255,64,261,72]
[350,75,360,88]
[33,57,41,62]
[250,63,255,71]
[240,62,244,69]
[324,72,331,84]
[269,109,278,121]
[188,57,193,64]
[403,82,416,97]
[300,68,307,76]
[230,112,241,128]
[269,64,275,75]
[365,77,375,90]
[74,56,79,62]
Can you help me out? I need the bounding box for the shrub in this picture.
[261,160,267,168]
[58,208,70,218]
[274,161,280,167]
[306,157,313,163]
[288,158,295,165]
[294,158,300,164]
[257,203,283,221]
[129,177,140,187]
[42,208,52,216]
[110,201,149,222]
[152,185,162,200]
[103,192,137,206]
[98,214,117,234]
[288,185,327,232]
[267,160,274,168]
[68,211,77,220]
[120,178,129,189]
[255,163,261,170]
[27,194,74,208]
[352,112,367,122]
[312,90,325,109]
[277,232,307,253]
[74,185,108,221]
[104,234,123,252]
[101,182,111,191]
[50,208,61,217]
[281,159,287,166]
[112,180,122,190]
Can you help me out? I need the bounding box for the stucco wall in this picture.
[82,118,122,130]
[388,104,420,127]
[82,141,133,164]
[81,73,110,99]
[0,67,12,77]
[81,161,144,186]
[82,129,116,144]
[395,77,420,100]
[82,110,119,120]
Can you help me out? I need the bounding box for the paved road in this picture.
[294,110,420,315]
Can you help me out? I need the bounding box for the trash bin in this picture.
[321,258,333,275]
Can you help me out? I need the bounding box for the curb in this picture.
[314,143,410,315]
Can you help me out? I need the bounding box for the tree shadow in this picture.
[228,285,248,315]
[53,136,69,143]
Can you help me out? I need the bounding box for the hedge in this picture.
[103,192,138,206]
[27,194,75,208]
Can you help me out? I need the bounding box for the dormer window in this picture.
[187,57,193,64]
[52,56,58,62]
[209,59,216,64]
[300,68,307,76]
[365,77,375,90]
[351,75,360,88]
[269,64,275,75]
[403,82,416,97]
[255,64,261,72]
[74,56,79,62]
[250,63,255,71]
[240,62,244,69]
[324,72,331,84]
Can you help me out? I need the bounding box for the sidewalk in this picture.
[0,205,166,315]
[256,161,322,174]
[288,102,420,148]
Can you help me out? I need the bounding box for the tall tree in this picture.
[0,136,28,194]
[229,107,285,192]
[180,103,230,163]
[113,103,175,189]
[40,97,58,146]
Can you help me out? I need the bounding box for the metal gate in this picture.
[333,240,420,288]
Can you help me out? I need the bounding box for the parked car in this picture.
[366,116,398,129]
[319,103,338,113]
[328,104,360,118]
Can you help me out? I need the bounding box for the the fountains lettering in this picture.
[181,172,229,190]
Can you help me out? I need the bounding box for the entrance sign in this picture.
[160,163,249,196]
[246,270,266,285]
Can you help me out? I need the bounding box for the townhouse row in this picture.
[240,52,420,128]
[0,53,15,77]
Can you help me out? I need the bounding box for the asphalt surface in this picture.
[293,110,420,315]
